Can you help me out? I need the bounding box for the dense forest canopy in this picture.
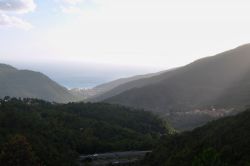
[0,97,170,166]
[143,109,250,166]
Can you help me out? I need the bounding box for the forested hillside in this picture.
[143,109,250,166]
[0,64,76,103]
[0,98,170,166]
[104,44,250,130]
[87,70,168,101]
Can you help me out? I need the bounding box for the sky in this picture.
[1,0,250,88]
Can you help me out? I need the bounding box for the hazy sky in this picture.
[1,0,250,87]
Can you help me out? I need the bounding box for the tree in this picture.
[0,135,40,166]
[192,148,228,166]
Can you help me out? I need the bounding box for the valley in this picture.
[1,44,250,166]
[2,0,250,165]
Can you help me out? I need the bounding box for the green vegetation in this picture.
[0,97,170,166]
[0,64,76,103]
[0,135,40,166]
[143,110,250,166]
[103,45,250,130]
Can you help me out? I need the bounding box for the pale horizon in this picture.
[1,0,250,87]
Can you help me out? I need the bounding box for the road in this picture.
[79,150,151,166]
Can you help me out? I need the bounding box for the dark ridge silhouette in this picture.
[88,69,175,102]
[143,109,250,166]
[102,44,250,130]
[0,64,76,103]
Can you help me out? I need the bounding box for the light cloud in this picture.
[0,0,36,13]
[60,5,82,14]
[62,0,83,5]
[42,0,250,68]
[0,0,35,29]
[58,0,94,14]
[3,0,250,72]
[0,13,32,30]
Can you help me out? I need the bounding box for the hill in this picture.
[70,71,166,101]
[104,44,250,130]
[143,109,250,166]
[0,98,170,166]
[0,64,76,103]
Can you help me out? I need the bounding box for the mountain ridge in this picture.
[102,44,250,130]
[0,63,76,103]
[70,70,168,100]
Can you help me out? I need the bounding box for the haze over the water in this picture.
[2,60,157,88]
[1,0,250,87]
